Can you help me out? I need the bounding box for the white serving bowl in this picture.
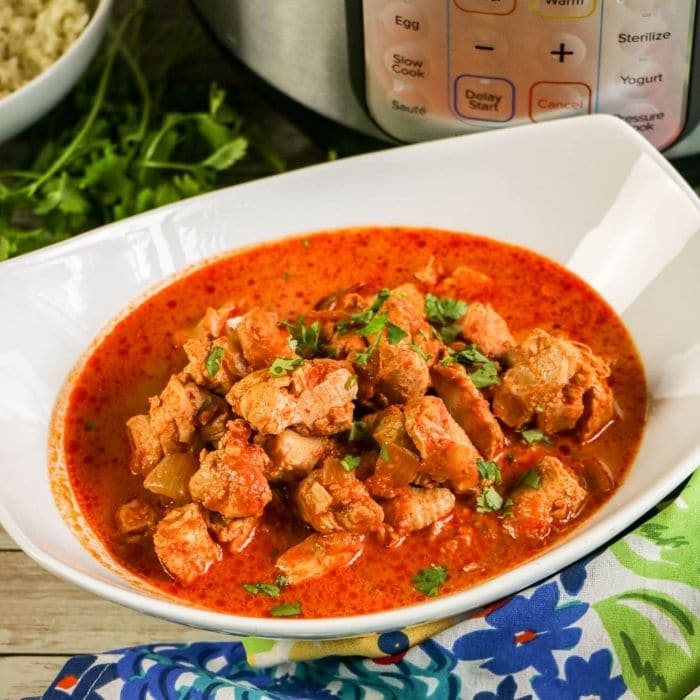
[0,0,113,144]
[1,115,699,640]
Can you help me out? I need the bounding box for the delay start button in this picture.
[454,75,515,122]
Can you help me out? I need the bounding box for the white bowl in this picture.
[0,0,113,144]
[1,114,699,640]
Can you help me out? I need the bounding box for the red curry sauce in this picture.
[63,228,646,617]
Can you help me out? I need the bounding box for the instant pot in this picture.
[194,0,700,156]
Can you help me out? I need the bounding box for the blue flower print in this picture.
[531,649,626,700]
[452,582,588,677]
[473,675,533,700]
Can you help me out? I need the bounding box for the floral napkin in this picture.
[39,469,700,700]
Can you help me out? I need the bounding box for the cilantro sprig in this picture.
[205,346,225,377]
[340,454,361,471]
[442,344,501,389]
[412,565,448,597]
[521,429,551,446]
[284,318,322,358]
[337,290,408,366]
[269,357,304,377]
[0,2,283,260]
[425,293,468,344]
[270,601,302,617]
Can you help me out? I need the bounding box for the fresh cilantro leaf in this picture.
[386,322,408,345]
[358,312,389,338]
[476,459,501,484]
[345,374,357,390]
[340,454,361,471]
[449,344,490,365]
[270,601,302,617]
[520,468,541,489]
[468,363,500,389]
[424,293,468,326]
[476,486,504,513]
[205,346,225,376]
[521,429,551,445]
[275,574,290,588]
[412,565,448,597]
[269,357,304,377]
[370,289,391,312]
[379,444,390,462]
[283,318,321,358]
[242,582,280,597]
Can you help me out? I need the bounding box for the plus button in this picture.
[550,42,574,63]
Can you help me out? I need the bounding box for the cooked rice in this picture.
[0,0,90,99]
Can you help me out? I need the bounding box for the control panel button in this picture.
[529,81,591,122]
[462,26,510,66]
[540,33,587,67]
[617,59,664,97]
[453,0,515,15]
[388,85,429,118]
[380,2,428,37]
[617,17,671,54]
[531,0,596,19]
[454,75,515,122]
[384,45,429,80]
[612,100,676,149]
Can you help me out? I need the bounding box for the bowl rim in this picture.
[0,0,113,111]
[2,115,700,639]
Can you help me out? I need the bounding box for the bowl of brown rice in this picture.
[0,0,112,144]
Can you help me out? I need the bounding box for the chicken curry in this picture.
[63,227,646,618]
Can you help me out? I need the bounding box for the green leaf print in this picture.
[611,472,700,588]
[595,589,700,699]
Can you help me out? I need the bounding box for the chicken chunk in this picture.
[116,498,158,537]
[509,456,587,540]
[209,515,257,553]
[235,307,296,370]
[404,396,480,493]
[382,487,455,532]
[493,329,613,438]
[227,359,357,436]
[189,420,272,519]
[436,265,493,298]
[275,532,364,584]
[431,364,504,459]
[126,414,163,476]
[153,503,222,584]
[296,458,384,534]
[459,302,514,358]
[364,443,421,499]
[363,338,430,405]
[261,430,336,481]
[182,335,245,394]
[148,375,210,453]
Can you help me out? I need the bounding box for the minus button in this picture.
[475,45,495,51]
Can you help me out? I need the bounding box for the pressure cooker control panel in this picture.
[362,0,697,150]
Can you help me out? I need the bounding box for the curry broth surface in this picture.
[64,228,646,617]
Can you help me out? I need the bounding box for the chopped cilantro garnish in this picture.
[476,459,501,484]
[520,468,541,489]
[442,343,500,388]
[409,344,432,361]
[476,486,504,513]
[284,318,321,358]
[242,582,280,597]
[412,564,448,597]
[468,362,500,389]
[425,293,468,326]
[345,374,357,390]
[205,345,225,377]
[379,444,390,462]
[340,454,361,471]
[268,357,304,377]
[386,322,408,345]
[275,575,290,588]
[349,420,371,443]
[270,601,302,617]
[302,239,311,248]
[500,497,515,519]
[521,429,551,445]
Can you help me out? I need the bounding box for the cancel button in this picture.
[454,75,515,122]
